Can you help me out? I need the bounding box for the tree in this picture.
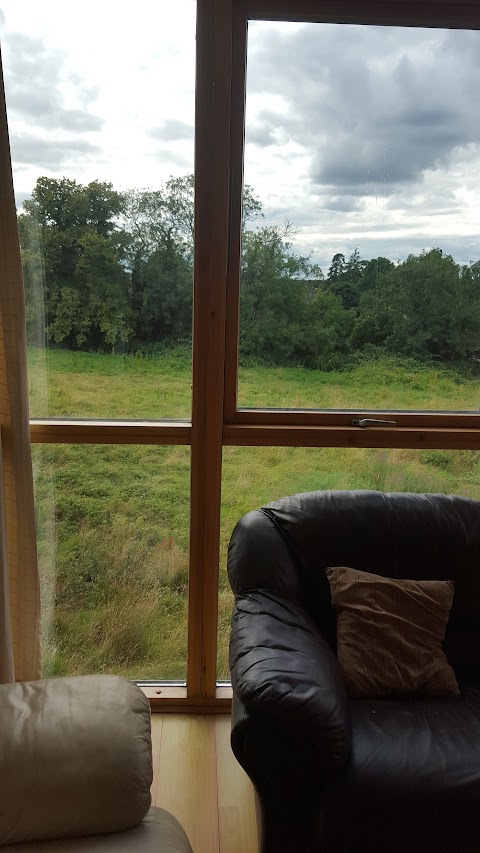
[122,180,194,348]
[345,248,364,282]
[135,235,192,345]
[122,175,262,264]
[326,251,360,310]
[17,211,45,346]
[328,253,346,282]
[23,177,123,233]
[74,231,131,350]
[360,256,394,292]
[19,177,130,351]
[299,288,354,370]
[122,177,263,349]
[352,249,480,361]
[23,172,480,368]
[20,173,264,354]
[240,222,324,365]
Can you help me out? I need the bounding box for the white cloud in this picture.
[1,4,480,267]
[244,21,480,268]
[1,0,196,194]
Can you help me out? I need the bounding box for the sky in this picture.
[1,1,479,271]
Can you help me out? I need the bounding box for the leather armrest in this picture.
[229,590,351,775]
[0,809,193,852]
[0,675,152,846]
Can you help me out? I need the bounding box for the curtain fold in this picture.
[0,45,41,682]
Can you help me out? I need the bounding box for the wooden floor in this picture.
[151,714,258,853]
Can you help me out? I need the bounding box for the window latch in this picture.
[352,418,397,428]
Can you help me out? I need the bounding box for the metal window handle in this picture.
[352,418,397,428]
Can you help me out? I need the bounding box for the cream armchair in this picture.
[0,675,192,852]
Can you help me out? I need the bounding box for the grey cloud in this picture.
[10,132,100,169]
[151,146,192,168]
[322,196,363,212]
[261,205,297,224]
[312,146,417,187]
[384,187,459,214]
[14,190,31,210]
[0,8,5,26]
[246,23,480,197]
[246,110,299,150]
[388,105,458,131]
[3,32,103,134]
[297,233,480,273]
[57,109,102,133]
[356,235,480,268]
[148,120,194,141]
[67,75,100,106]
[441,29,480,70]
[246,122,277,147]
[9,90,102,132]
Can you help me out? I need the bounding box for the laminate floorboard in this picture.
[151,714,258,853]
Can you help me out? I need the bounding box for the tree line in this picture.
[19,175,480,369]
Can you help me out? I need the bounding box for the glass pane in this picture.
[238,22,480,412]
[217,446,480,678]
[1,0,195,419]
[34,444,190,680]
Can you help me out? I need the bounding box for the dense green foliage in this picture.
[20,175,480,369]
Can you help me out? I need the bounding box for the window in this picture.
[3,0,195,421]
[34,443,189,680]
[238,22,480,414]
[217,444,480,677]
[2,0,479,709]
[2,0,197,703]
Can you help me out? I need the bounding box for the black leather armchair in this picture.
[228,490,480,853]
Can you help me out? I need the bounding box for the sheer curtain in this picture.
[0,46,40,682]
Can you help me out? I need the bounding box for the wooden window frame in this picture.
[224,0,480,437]
[24,0,480,711]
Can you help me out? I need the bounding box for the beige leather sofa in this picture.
[0,675,192,852]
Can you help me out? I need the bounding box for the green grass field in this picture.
[29,349,480,681]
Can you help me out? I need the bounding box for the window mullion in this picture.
[188,0,235,700]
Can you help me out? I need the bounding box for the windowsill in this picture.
[140,684,232,713]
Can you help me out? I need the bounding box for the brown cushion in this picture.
[326,566,460,698]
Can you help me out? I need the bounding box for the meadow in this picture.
[29,348,480,681]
